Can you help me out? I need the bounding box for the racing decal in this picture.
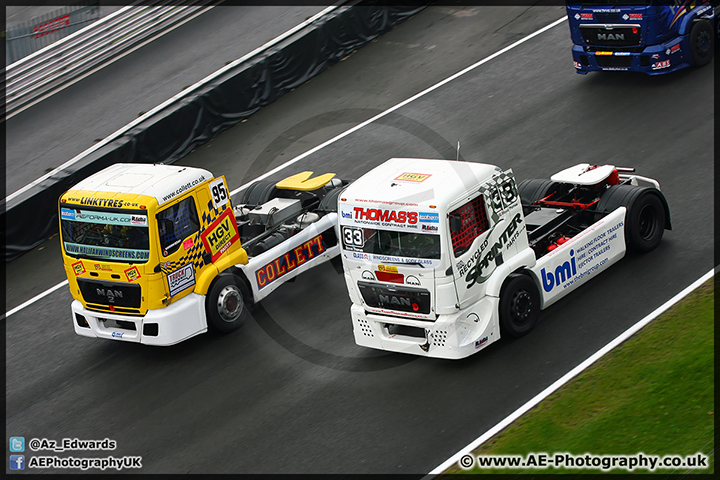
[342,207,426,234]
[666,44,681,55]
[94,264,112,271]
[182,238,194,250]
[475,336,488,349]
[463,212,525,288]
[394,172,431,183]
[76,197,140,209]
[124,266,141,282]
[200,208,240,263]
[535,210,625,305]
[622,13,642,20]
[65,243,150,261]
[255,234,326,290]
[167,263,195,297]
[158,173,207,204]
[419,212,439,223]
[72,261,85,276]
[652,59,671,70]
[573,12,593,20]
[208,177,230,210]
[378,264,398,274]
[61,208,76,220]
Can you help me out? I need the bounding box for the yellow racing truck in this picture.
[59,163,347,345]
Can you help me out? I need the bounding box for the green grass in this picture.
[442,278,714,475]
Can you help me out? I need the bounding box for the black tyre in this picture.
[690,20,714,67]
[625,191,666,253]
[206,273,250,333]
[239,180,277,207]
[499,273,540,338]
[595,185,669,253]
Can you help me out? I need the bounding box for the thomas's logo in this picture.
[541,250,577,293]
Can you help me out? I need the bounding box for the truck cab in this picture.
[566,0,716,74]
[338,158,530,359]
[59,163,247,345]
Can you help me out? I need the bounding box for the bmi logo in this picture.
[540,250,577,292]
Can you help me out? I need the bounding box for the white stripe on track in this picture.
[426,267,716,476]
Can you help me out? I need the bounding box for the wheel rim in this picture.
[217,285,243,322]
[696,30,711,56]
[638,204,658,242]
[511,290,533,324]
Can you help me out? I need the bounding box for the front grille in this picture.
[358,281,431,315]
[78,278,141,308]
[596,55,633,67]
[581,25,641,47]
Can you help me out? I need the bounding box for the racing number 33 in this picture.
[209,178,229,209]
[343,226,364,247]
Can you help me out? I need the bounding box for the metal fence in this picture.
[5,2,102,65]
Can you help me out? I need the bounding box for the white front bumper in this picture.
[350,296,500,359]
[72,293,207,346]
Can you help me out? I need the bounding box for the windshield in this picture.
[341,226,441,260]
[60,207,150,263]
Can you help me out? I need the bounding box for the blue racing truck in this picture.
[567,0,716,74]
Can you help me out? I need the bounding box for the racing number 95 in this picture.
[209,177,230,209]
[342,226,364,248]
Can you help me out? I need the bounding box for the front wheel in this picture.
[499,274,540,338]
[690,20,714,67]
[206,273,250,333]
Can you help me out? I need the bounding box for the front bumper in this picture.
[72,293,207,345]
[350,296,500,359]
[571,36,692,75]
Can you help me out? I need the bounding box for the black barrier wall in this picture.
[4,3,425,262]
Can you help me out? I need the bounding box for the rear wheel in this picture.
[626,192,665,253]
[206,273,250,333]
[499,274,540,338]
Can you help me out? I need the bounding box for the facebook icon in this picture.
[10,455,25,470]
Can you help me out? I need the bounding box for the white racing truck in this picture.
[338,158,670,359]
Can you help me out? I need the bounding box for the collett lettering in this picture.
[256,235,326,289]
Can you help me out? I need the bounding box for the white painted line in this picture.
[230,15,569,196]
[4,15,568,320]
[5,5,340,206]
[5,280,69,320]
[426,267,716,476]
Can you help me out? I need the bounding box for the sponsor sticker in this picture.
[419,212,439,223]
[167,264,195,297]
[60,208,76,220]
[183,237,194,250]
[200,208,240,262]
[72,261,85,276]
[378,264,398,274]
[394,172,431,183]
[255,234,326,290]
[131,215,148,226]
[94,264,112,271]
[125,266,141,282]
[652,59,670,70]
[475,336,488,349]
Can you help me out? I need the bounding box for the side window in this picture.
[157,196,200,256]
[449,195,489,257]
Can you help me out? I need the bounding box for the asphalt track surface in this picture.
[5,4,326,196]
[5,5,714,474]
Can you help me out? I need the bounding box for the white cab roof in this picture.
[68,163,213,205]
[342,158,500,209]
